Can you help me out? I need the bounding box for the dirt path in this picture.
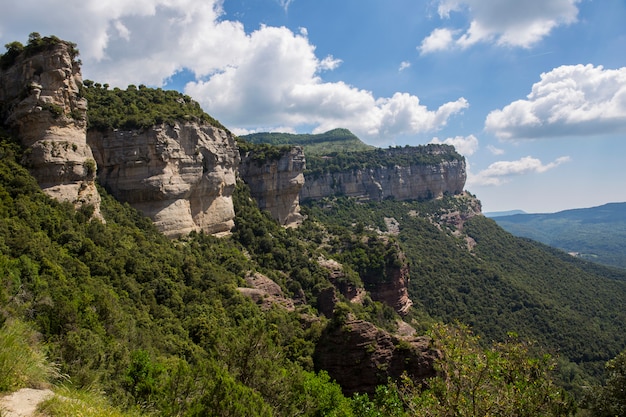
[0,388,53,417]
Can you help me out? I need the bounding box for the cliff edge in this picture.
[0,36,102,218]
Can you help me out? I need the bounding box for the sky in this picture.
[1,0,626,213]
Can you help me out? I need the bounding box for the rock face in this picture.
[0,40,102,217]
[240,147,305,227]
[87,122,239,237]
[315,317,437,395]
[300,147,466,202]
[363,245,413,316]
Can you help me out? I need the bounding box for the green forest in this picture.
[492,203,626,270]
[1,36,626,415]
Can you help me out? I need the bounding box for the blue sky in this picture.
[1,0,626,213]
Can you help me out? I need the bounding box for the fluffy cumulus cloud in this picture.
[430,134,478,156]
[0,0,467,143]
[420,0,580,53]
[468,155,570,186]
[485,64,626,140]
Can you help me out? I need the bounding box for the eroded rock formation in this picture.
[0,39,102,217]
[240,146,305,227]
[314,317,437,395]
[363,244,413,316]
[87,122,239,237]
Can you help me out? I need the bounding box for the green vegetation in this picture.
[240,128,375,156]
[0,130,354,415]
[1,42,624,412]
[0,318,60,392]
[0,123,589,414]
[399,323,576,416]
[1,32,78,70]
[237,140,293,164]
[303,144,463,177]
[492,202,626,270]
[240,129,463,177]
[582,349,626,416]
[82,82,226,131]
[302,195,626,396]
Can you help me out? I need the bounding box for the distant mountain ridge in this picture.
[492,202,626,269]
[240,128,375,156]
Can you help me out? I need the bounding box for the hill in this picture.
[492,202,626,270]
[302,195,626,393]
[240,128,375,156]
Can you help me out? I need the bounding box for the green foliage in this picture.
[0,131,354,415]
[82,83,226,131]
[582,350,626,416]
[303,144,463,178]
[39,386,146,417]
[303,195,626,392]
[237,140,293,164]
[240,128,375,156]
[1,32,78,70]
[0,318,60,392]
[400,323,576,416]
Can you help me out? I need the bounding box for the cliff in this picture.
[87,122,240,237]
[301,146,466,202]
[239,146,305,227]
[0,36,468,239]
[0,37,102,218]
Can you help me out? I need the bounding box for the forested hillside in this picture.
[241,128,375,156]
[492,202,626,270]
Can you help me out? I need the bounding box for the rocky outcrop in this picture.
[363,245,413,316]
[315,317,437,395]
[0,39,102,217]
[300,147,466,202]
[87,122,240,237]
[238,272,295,311]
[240,147,305,227]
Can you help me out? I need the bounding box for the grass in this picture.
[0,319,60,392]
[38,387,146,417]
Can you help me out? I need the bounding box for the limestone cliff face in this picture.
[0,40,101,217]
[301,148,466,202]
[239,147,305,227]
[87,122,240,237]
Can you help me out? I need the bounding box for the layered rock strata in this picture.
[0,40,102,217]
[87,122,239,237]
[301,151,466,202]
[240,147,305,227]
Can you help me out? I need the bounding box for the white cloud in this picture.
[399,61,411,71]
[419,28,456,54]
[485,64,626,140]
[487,144,505,155]
[468,155,570,186]
[319,55,343,71]
[0,0,468,144]
[430,134,478,156]
[422,0,580,51]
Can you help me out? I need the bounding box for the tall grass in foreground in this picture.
[0,318,60,392]
[38,387,146,417]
